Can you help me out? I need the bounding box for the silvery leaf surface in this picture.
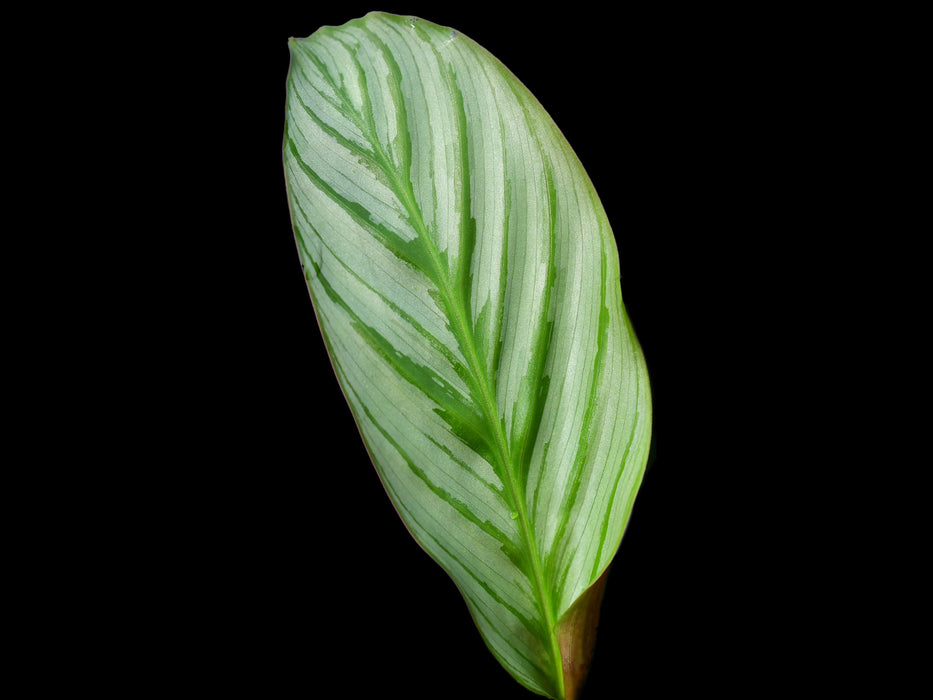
[283,12,652,698]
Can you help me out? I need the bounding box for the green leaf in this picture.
[283,13,652,699]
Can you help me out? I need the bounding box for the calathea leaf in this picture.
[283,12,652,699]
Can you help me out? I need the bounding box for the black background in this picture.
[108,2,851,697]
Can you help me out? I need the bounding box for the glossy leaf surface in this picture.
[283,12,651,698]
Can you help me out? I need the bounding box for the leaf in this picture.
[283,12,652,699]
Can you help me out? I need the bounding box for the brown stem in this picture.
[557,568,610,700]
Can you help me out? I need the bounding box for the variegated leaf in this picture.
[283,12,651,698]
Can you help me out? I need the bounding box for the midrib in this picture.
[375,144,564,700]
[341,55,564,696]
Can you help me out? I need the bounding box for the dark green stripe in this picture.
[487,108,511,383]
[450,67,477,324]
[308,258,489,452]
[591,327,643,579]
[425,517,546,645]
[291,164,503,469]
[358,26,421,230]
[291,87,376,166]
[512,160,558,489]
[289,54,362,133]
[425,434,504,500]
[290,40,342,98]
[350,23,459,303]
[292,197,469,377]
[341,34,399,175]
[466,597,553,695]
[551,232,612,601]
[386,481,554,694]
[355,396,518,558]
[285,137,431,272]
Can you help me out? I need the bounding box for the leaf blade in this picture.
[284,13,652,698]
